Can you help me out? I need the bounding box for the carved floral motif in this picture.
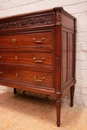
[0,15,53,29]
[56,11,61,25]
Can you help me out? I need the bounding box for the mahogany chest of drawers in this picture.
[0,7,76,126]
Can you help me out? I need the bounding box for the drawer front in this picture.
[0,52,53,66]
[0,31,53,47]
[0,68,53,87]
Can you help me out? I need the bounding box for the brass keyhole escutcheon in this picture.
[15,73,18,77]
[12,38,17,42]
[15,56,18,60]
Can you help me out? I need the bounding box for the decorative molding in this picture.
[56,11,61,25]
[55,92,62,98]
[56,58,61,69]
[0,15,53,29]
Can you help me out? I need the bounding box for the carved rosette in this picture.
[56,11,61,25]
[0,15,53,29]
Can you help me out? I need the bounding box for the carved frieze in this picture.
[0,14,54,29]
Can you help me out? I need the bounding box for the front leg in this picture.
[70,85,75,107]
[56,98,61,127]
[14,88,17,94]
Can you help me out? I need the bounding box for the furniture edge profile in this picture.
[0,7,76,127]
[0,7,76,34]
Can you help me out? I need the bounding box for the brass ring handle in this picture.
[33,57,45,63]
[0,72,2,74]
[12,38,17,42]
[33,37,44,43]
[34,76,45,82]
[15,73,18,77]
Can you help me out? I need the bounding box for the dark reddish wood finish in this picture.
[0,52,53,66]
[0,68,53,87]
[0,7,76,126]
[0,32,53,47]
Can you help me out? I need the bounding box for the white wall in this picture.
[0,0,87,106]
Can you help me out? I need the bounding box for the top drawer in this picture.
[0,31,53,48]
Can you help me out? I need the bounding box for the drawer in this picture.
[0,52,53,66]
[0,31,53,48]
[0,68,53,87]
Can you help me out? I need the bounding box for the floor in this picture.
[0,90,87,130]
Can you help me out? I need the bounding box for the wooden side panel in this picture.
[62,14,74,30]
[54,26,62,95]
[68,32,74,81]
[62,29,74,88]
[61,31,68,84]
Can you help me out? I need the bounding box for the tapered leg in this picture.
[14,88,17,94]
[56,98,61,127]
[70,85,75,107]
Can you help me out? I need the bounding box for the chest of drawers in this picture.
[0,7,76,126]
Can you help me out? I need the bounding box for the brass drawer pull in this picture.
[34,76,45,82]
[15,73,18,77]
[33,57,45,63]
[15,56,18,60]
[0,72,2,74]
[12,38,17,42]
[33,37,44,43]
[0,56,2,58]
